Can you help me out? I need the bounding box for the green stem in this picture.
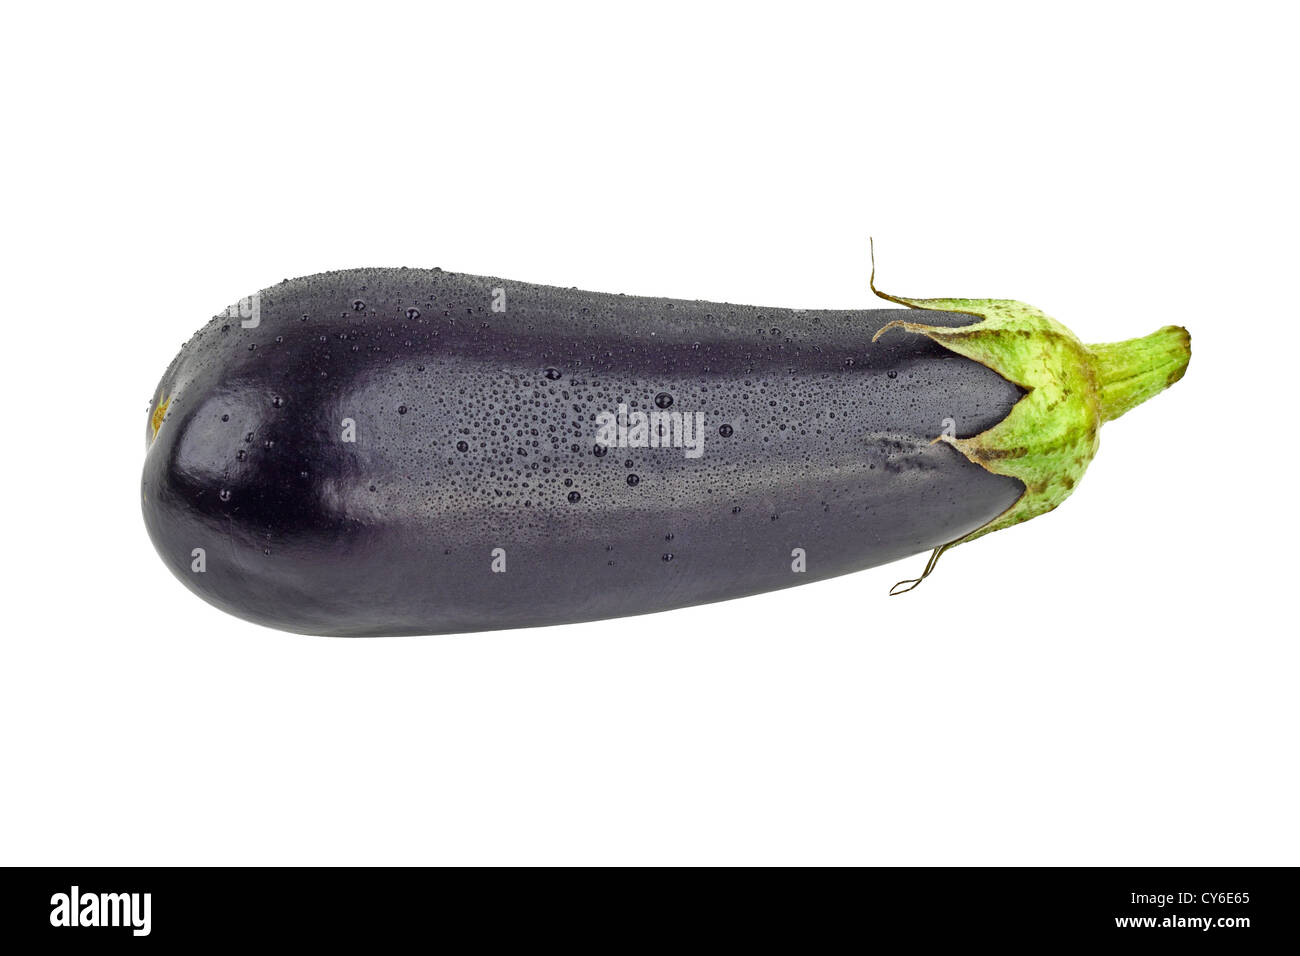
[1087,326,1192,423]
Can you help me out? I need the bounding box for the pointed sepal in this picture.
[872,294,1103,541]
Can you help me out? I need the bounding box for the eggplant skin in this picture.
[142,268,1024,636]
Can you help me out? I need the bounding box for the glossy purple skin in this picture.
[142,269,1024,636]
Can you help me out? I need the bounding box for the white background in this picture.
[2,1,1296,865]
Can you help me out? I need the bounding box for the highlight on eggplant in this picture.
[141,254,1190,636]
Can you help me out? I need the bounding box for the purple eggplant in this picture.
[142,266,1189,635]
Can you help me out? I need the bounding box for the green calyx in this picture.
[869,271,1191,593]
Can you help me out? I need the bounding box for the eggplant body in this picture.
[142,269,1025,635]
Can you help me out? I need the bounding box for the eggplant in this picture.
[141,264,1189,636]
